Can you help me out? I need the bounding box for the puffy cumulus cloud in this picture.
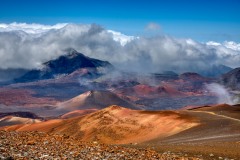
[223,41,240,51]
[207,41,240,51]
[0,22,240,74]
[107,30,136,46]
[205,41,240,68]
[145,22,161,31]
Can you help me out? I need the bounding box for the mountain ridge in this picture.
[15,49,113,82]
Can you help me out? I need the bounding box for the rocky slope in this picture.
[0,131,202,160]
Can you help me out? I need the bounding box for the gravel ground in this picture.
[0,131,202,160]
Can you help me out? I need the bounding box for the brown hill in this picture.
[2,104,240,144]
[1,105,198,144]
[56,90,140,113]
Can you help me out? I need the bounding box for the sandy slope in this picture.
[1,105,198,144]
[190,104,240,120]
[141,104,240,159]
[145,104,240,145]
[60,109,98,119]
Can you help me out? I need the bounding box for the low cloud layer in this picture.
[0,23,240,74]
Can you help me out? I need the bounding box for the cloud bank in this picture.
[0,22,240,74]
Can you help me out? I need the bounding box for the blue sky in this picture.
[0,0,239,42]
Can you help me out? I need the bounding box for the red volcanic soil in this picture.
[165,73,213,96]
[60,109,98,119]
[117,84,185,99]
[133,84,170,97]
[161,83,186,96]
[0,88,58,106]
[1,105,198,144]
[179,72,208,81]
[63,68,98,80]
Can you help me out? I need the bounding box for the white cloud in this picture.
[145,22,161,31]
[107,30,135,46]
[205,41,240,67]
[207,41,240,51]
[223,41,240,51]
[0,22,239,75]
[206,41,221,46]
[0,22,67,34]
[205,83,235,104]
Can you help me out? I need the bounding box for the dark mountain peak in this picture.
[15,49,113,83]
[64,48,81,58]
